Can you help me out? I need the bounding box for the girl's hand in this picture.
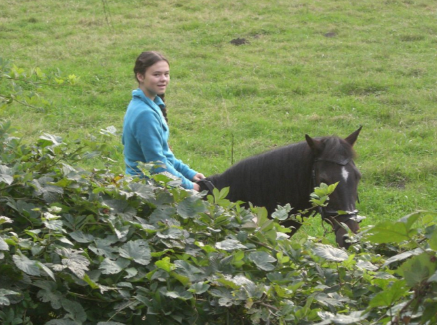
[193,183,200,191]
[192,173,205,182]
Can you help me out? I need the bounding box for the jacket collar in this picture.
[132,88,166,109]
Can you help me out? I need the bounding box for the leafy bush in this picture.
[0,121,436,325]
[0,57,79,112]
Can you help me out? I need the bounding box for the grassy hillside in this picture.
[1,0,436,234]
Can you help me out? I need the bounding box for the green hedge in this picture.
[0,121,436,325]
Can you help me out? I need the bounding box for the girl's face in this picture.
[137,60,170,100]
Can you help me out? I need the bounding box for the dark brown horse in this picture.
[198,128,362,248]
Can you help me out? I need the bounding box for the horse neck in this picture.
[207,142,316,211]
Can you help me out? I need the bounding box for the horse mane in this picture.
[206,135,356,215]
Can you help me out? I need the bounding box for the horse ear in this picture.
[344,126,362,147]
[305,134,323,154]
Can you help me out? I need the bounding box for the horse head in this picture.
[305,127,362,248]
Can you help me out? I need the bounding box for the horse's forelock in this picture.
[319,137,355,162]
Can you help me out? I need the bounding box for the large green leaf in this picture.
[162,286,193,300]
[99,258,131,275]
[12,253,40,276]
[119,240,151,265]
[248,251,276,271]
[69,230,95,243]
[313,244,348,262]
[61,298,87,323]
[126,182,155,201]
[397,252,437,287]
[215,239,246,251]
[35,281,63,309]
[177,196,207,219]
[382,248,423,267]
[369,280,408,308]
[58,248,90,278]
[174,260,203,282]
[31,177,64,203]
[367,220,417,244]
[89,238,118,259]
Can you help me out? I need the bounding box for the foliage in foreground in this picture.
[0,122,436,325]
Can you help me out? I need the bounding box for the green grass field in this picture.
[1,0,436,238]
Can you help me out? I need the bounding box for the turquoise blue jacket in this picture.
[122,89,198,189]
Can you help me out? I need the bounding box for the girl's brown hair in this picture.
[133,51,169,122]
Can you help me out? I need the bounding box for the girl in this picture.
[122,51,204,190]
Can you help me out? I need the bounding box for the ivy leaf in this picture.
[124,268,138,279]
[189,282,210,295]
[157,227,187,240]
[103,199,137,219]
[97,322,126,325]
[127,182,155,201]
[89,238,118,259]
[174,260,203,282]
[13,253,40,276]
[61,298,87,323]
[57,248,90,278]
[35,281,63,309]
[315,293,347,308]
[162,287,193,300]
[313,244,348,262]
[177,196,207,219]
[99,258,130,275]
[32,177,64,203]
[119,240,151,265]
[215,239,246,251]
[69,230,95,243]
[43,219,64,232]
[249,251,276,271]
